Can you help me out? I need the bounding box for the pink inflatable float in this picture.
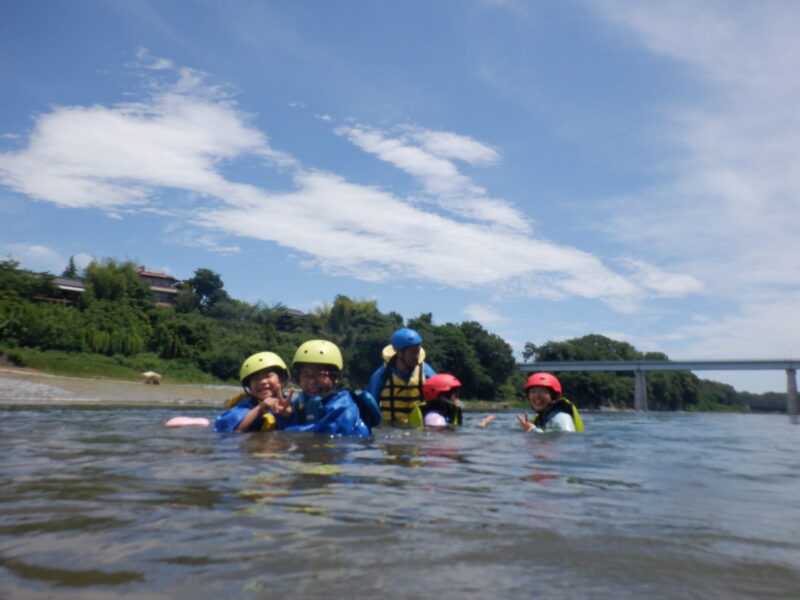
[165,416,210,428]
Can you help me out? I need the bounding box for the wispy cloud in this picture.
[2,244,93,275]
[462,303,509,327]
[0,60,293,210]
[334,123,528,232]
[0,53,699,310]
[585,1,800,357]
[618,257,703,298]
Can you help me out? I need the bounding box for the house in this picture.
[137,267,180,307]
[51,276,86,303]
[37,268,180,307]
[275,307,307,330]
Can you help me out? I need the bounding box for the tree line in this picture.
[0,257,777,410]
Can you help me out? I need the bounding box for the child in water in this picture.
[214,352,293,433]
[214,352,292,433]
[282,339,374,437]
[410,373,495,428]
[516,372,584,432]
[409,373,463,427]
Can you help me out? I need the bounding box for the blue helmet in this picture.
[391,328,422,351]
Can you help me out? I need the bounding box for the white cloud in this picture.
[403,126,500,165]
[72,253,95,271]
[136,48,175,71]
[0,66,294,210]
[3,244,64,273]
[0,53,701,311]
[586,1,800,358]
[462,303,509,327]
[619,257,703,298]
[667,292,800,361]
[197,169,643,306]
[334,123,529,233]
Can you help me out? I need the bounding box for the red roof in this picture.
[138,269,177,281]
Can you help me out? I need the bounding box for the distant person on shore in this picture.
[517,372,584,433]
[367,328,436,424]
[214,352,293,433]
[282,340,373,437]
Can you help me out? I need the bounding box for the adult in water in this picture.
[367,327,436,424]
[283,339,372,437]
[517,372,584,433]
[214,352,293,433]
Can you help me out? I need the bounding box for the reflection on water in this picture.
[1,407,800,598]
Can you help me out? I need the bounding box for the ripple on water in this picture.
[1,408,800,599]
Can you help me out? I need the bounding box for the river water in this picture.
[1,407,799,599]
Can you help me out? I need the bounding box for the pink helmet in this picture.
[524,372,562,395]
[423,373,462,402]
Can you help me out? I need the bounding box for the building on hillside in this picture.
[39,269,181,307]
[52,276,86,301]
[137,267,180,307]
[275,308,307,331]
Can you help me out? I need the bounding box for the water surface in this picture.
[1,408,799,599]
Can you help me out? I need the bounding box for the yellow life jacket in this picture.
[379,345,428,423]
[533,398,584,432]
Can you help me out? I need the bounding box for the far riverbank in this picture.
[0,367,237,407]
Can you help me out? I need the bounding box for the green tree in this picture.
[81,301,151,355]
[184,268,229,312]
[693,379,743,411]
[149,310,211,360]
[522,342,537,362]
[62,256,79,277]
[402,314,514,401]
[528,334,703,410]
[0,258,58,299]
[321,295,401,387]
[460,321,516,381]
[81,259,152,310]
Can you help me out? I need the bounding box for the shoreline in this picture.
[0,367,237,408]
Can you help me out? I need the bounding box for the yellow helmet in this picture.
[292,340,343,370]
[239,351,288,385]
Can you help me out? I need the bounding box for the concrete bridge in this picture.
[519,359,800,415]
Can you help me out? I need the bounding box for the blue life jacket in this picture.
[284,389,371,437]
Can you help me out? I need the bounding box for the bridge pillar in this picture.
[788,369,798,424]
[634,369,648,411]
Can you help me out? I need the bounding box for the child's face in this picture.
[526,386,554,413]
[297,364,337,396]
[248,368,283,402]
[436,389,460,404]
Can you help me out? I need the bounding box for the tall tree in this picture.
[184,268,229,312]
[62,256,79,277]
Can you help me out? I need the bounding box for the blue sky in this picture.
[1,1,798,393]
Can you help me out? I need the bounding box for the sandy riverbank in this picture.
[0,367,238,407]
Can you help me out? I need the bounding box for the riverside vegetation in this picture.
[0,258,780,411]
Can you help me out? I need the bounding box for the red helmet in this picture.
[524,372,562,395]
[423,373,462,402]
